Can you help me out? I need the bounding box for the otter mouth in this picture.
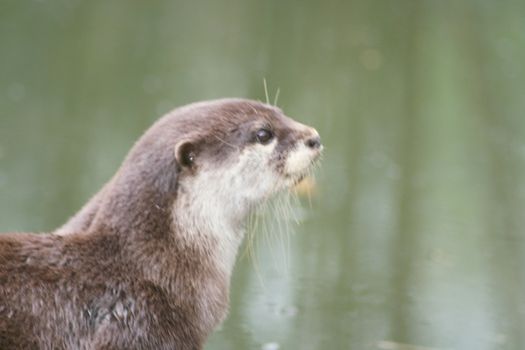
[283,170,310,188]
[284,154,321,187]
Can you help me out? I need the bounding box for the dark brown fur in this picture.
[0,99,318,349]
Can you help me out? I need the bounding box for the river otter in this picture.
[0,98,322,349]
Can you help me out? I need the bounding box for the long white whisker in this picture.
[273,88,280,106]
[214,135,239,151]
[263,78,270,105]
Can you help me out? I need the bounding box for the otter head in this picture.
[166,99,322,273]
[171,99,322,223]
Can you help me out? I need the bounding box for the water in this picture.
[1,1,525,349]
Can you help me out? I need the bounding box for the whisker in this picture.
[214,135,239,151]
[273,88,281,106]
[263,78,270,105]
[274,195,289,270]
[240,210,257,260]
[264,200,280,267]
[245,201,268,289]
[250,231,266,290]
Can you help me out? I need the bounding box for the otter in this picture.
[0,98,322,349]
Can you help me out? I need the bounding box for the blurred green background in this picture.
[2,1,525,349]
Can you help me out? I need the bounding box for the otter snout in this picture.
[304,128,323,153]
[306,136,321,149]
[283,127,322,179]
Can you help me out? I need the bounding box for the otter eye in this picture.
[255,129,274,144]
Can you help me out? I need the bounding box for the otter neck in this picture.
[88,161,248,278]
[88,145,178,238]
[172,176,250,277]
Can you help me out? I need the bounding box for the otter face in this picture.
[173,100,322,216]
[239,117,322,199]
[166,99,322,274]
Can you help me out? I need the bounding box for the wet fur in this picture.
[0,98,320,350]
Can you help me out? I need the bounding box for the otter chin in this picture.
[0,98,322,349]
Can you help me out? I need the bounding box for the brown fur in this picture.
[0,98,320,349]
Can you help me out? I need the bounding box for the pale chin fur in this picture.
[173,139,318,276]
[172,139,283,276]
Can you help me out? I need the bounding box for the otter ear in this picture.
[174,140,198,168]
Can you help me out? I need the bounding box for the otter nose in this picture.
[305,136,322,149]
